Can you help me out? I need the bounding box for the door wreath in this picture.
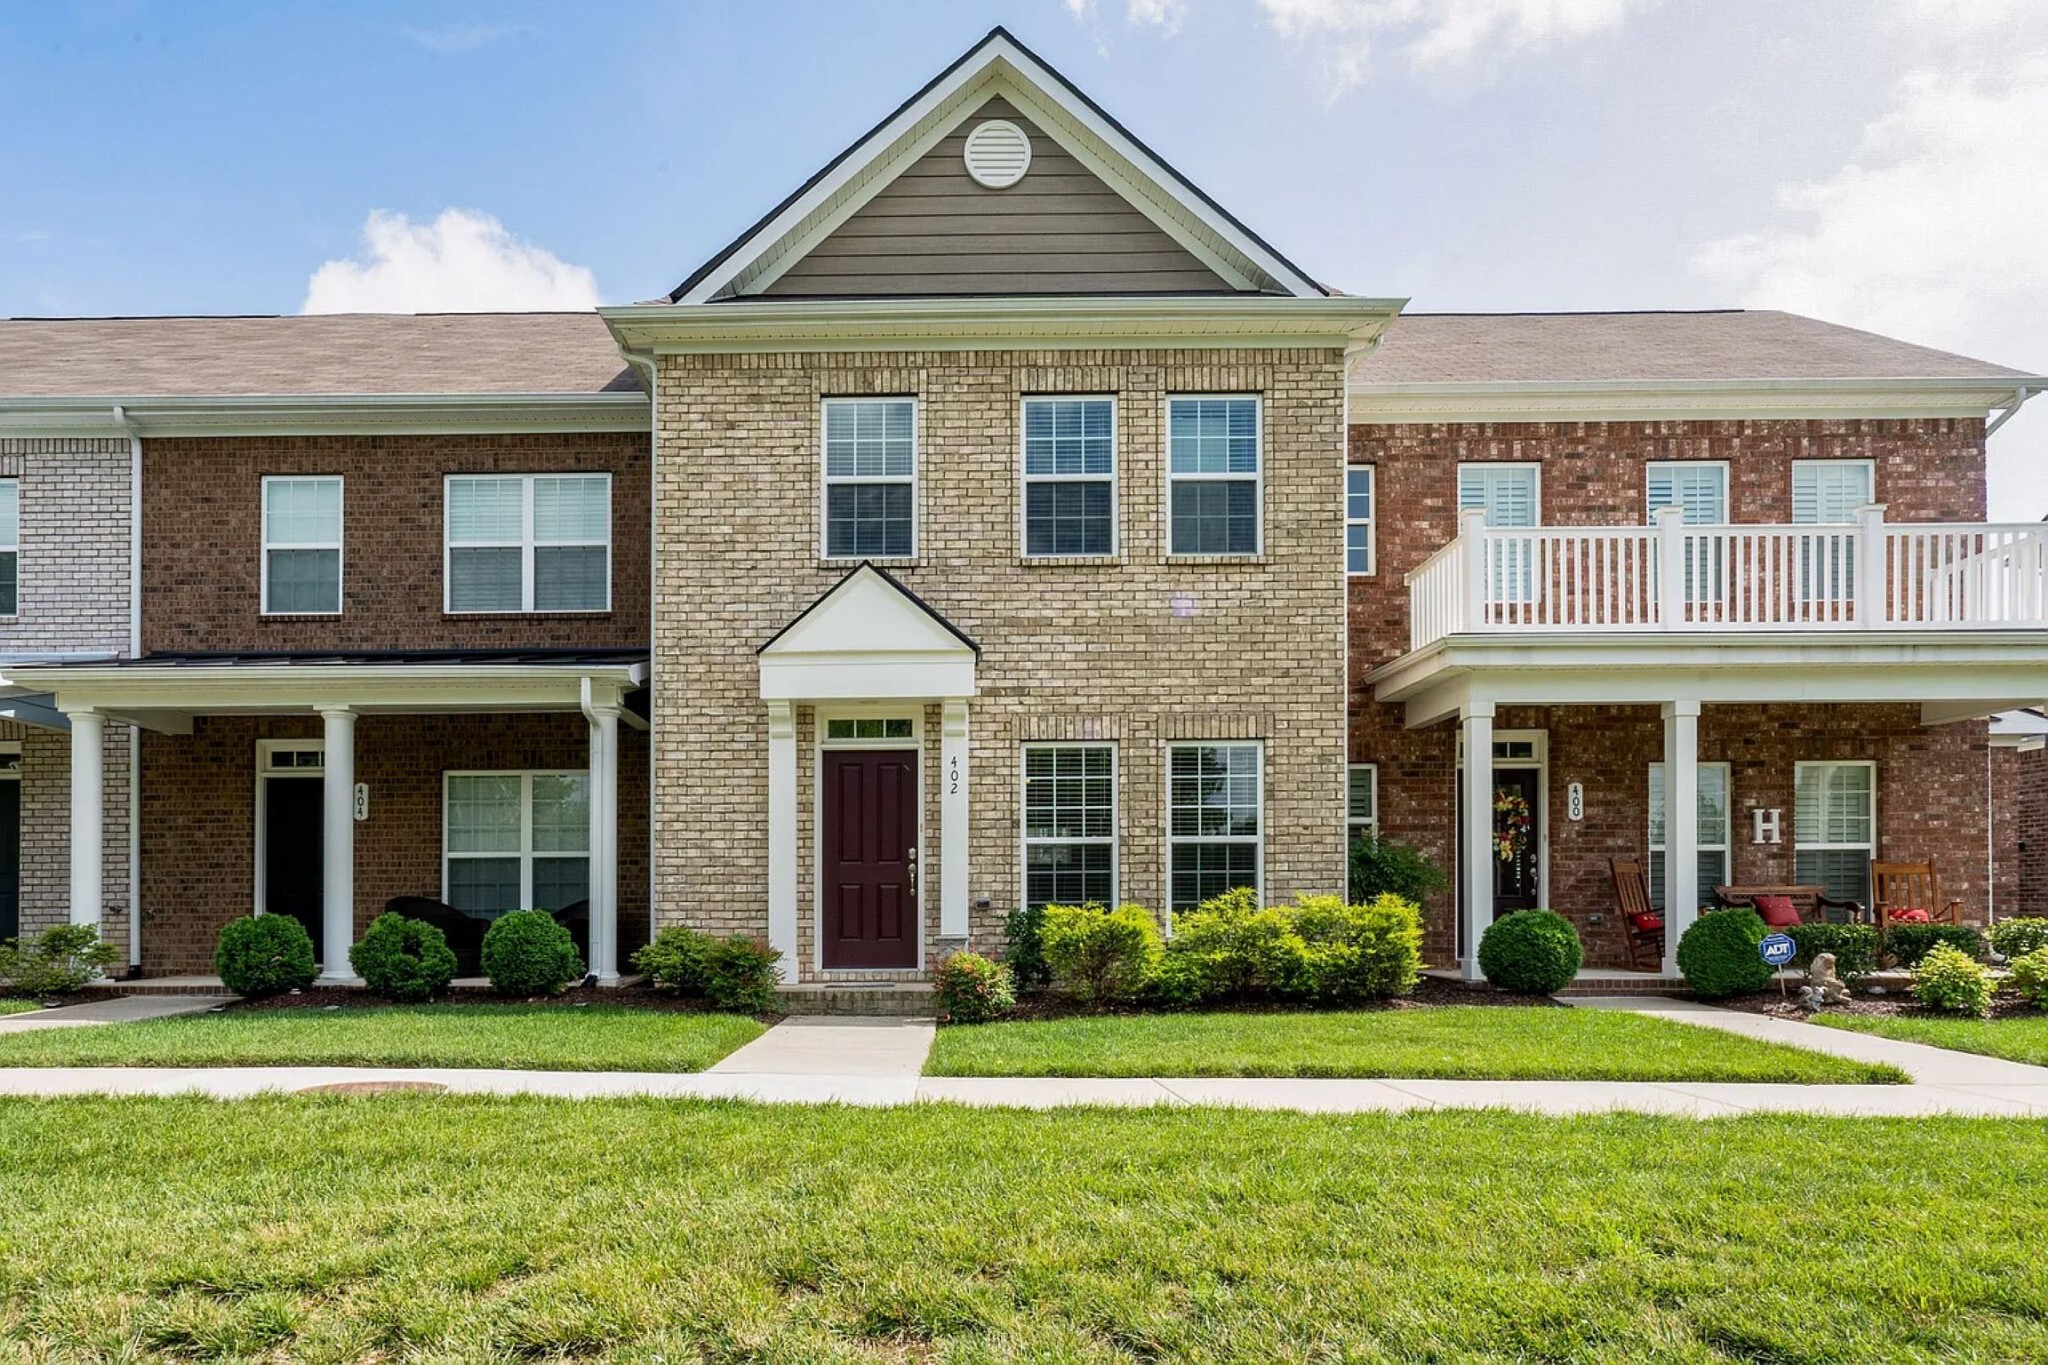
[1492,787,1533,863]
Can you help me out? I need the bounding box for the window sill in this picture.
[817,557,920,571]
[441,610,615,619]
[261,612,343,620]
[1165,554,1271,567]
[1018,555,1124,568]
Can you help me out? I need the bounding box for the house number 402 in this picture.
[948,755,961,795]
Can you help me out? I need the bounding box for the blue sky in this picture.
[4,1,2044,510]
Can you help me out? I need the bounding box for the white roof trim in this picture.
[1346,377,2037,424]
[759,565,977,701]
[0,392,650,439]
[676,30,1325,304]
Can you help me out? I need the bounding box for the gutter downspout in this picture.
[113,405,142,973]
[1987,383,2043,439]
[618,346,657,952]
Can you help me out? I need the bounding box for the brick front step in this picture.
[775,983,937,1016]
[1552,976,1697,998]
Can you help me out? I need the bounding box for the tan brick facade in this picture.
[653,348,1349,979]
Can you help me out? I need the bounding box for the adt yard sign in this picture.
[1760,933,1797,968]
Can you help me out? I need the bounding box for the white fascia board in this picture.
[759,653,977,702]
[1345,376,2039,424]
[602,295,1402,355]
[0,393,650,439]
[12,662,646,715]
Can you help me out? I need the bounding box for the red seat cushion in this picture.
[1890,907,1931,923]
[1629,912,1664,933]
[1754,895,1802,927]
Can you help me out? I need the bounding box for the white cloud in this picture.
[399,22,535,54]
[1256,0,1648,95]
[1127,0,1191,31]
[301,209,600,314]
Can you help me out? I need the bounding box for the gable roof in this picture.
[670,27,1328,304]
[759,563,980,657]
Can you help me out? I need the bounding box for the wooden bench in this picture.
[1713,884,1866,925]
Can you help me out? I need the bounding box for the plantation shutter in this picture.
[1793,763,1876,903]
[1792,462,1872,524]
[1646,464,1727,525]
[1457,465,1538,527]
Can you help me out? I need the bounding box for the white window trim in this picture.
[1347,761,1377,835]
[1643,460,1731,524]
[441,770,592,911]
[1166,394,1263,558]
[810,704,926,974]
[820,396,920,562]
[443,473,613,616]
[1793,759,1879,871]
[1456,461,1543,527]
[1019,394,1118,559]
[252,739,324,917]
[259,475,344,617]
[1790,458,1877,524]
[0,477,18,620]
[1345,465,1375,576]
[1165,739,1265,922]
[1648,760,1732,907]
[1020,742,1120,910]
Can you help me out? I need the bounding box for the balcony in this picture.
[1407,505,2048,652]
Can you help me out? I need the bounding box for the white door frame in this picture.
[1457,728,1550,915]
[811,704,927,975]
[252,738,324,917]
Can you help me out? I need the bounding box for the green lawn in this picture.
[927,1007,1906,1083]
[0,1004,763,1073]
[0,1000,41,1017]
[1817,1011,2048,1066]
[0,1098,2044,1361]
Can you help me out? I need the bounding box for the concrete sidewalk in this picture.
[708,1015,935,1076]
[0,995,228,1034]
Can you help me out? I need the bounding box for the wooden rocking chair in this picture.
[1609,858,1664,972]
[1869,860,1963,929]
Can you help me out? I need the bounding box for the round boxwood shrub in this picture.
[349,912,458,1003]
[480,910,584,997]
[1676,908,1774,999]
[1476,909,1583,994]
[214,915,317,998]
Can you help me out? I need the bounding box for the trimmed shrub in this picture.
[1290,893,1423,1002]
[934,952,1016,1023]
[349,912,457,1003]
[1476,910,1583,995]
[1001,904,1051,991]
[1784,922,1879,979]
[480,910,584,997]
[1159,888,1306,1003]
[633,926,715,995]
[213,916,316,999]
[2007,947,2048,1009]
[1,925,123,997]
[1989,918,2048,962]
[702,936,781,1013]
[1885,923,1982,969]
[1041,902,1161,1005]
[1676,908,1773,1000]
[1912,942,1995,1017]
[1348,831,1450,906]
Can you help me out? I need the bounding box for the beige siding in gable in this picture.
[761,98,1237,297]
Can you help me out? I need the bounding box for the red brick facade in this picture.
[2011,744,2048,917]
[1347,419,1997,967]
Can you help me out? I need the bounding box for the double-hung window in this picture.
[1792,459,1872,605]
[823,398,916,559]
[1347,763,1377,841]
[1646,462,1729,604]
[1647,761,1731,910]
[1022,397,1115,556]
[1794,761,1876,904]
[444,771,590,917]
[261,476,343,615]
[1167,742,1262,915]
[1458,462,1539,601]
[1022,744,1116,909]
[446,474,611,613]
[0,478,17,617]
[1168,396,1260,555]
[1346,467,1375,575]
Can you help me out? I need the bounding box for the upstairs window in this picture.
[1458,462,1539,601]
[446,474,611,614]
[1022,397,1115,557]
[1346,467,1374,575]
[261,476,342,615]
[1792,460,1874,524]
[1645,462,1728,525]
[1169,396,1260,555]
[823,398,916,559]
[0,479,16,617]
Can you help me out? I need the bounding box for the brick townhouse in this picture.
[0,28,2043,987]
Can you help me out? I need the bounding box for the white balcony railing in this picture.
[1406,505,2048,651]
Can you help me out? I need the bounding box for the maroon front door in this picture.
[822,749,920,969]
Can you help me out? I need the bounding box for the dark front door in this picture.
[0,781,17,942]
[264,779,325,957]
[822,749,919,969]
[1493,768,1540,918]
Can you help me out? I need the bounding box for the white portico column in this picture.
[65,708,105,928]
[316,706,362,984]
[586,702,621,982]
[1459,702,1495,980]
[941,699,970,941]
[765,701,798,983]
[1661,699,1702,975]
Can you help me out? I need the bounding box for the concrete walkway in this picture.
[0,995,227,1034]
[707,1015,936,1077]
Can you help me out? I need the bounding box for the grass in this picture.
[1816,1011,2048,1065]
[0,999,41,1017]
[0,1004,764,1072]
[926,1006,1907,1083]
[0,1098,2044,1361]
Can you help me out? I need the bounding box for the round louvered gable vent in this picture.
[963,119,1031,189]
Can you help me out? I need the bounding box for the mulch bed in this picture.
[219,983,757,1016]
[1713,990,2036,1022]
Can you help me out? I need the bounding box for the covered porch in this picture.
[9,650,647,982]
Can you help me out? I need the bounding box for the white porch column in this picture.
[316,706,361,985]
[1458,702,1495,981]
[586,703,621,982]
[941,699,970,940]
[1661,699,1701,975]
[765,701,798,984]
[65,708,104,929]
